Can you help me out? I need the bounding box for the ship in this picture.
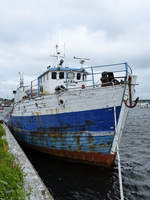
[8,45,138,168]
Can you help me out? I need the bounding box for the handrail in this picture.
[90,70,126,76]
[88,62,129,88]
[27,62,132,98]
[127,64,133,74]
[85,62,126,70]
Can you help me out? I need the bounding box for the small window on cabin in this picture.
[41,77,42,83]
[67,72,75,79]
[77,73,81,80]
[59,72,64,79]
[43,75,45,82]
[83,74,86,81]
[47,72,49,80]
[52,72,57,79]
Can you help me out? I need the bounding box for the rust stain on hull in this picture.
[20,141,116,168]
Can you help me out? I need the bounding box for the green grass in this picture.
[0,124,5,137]
[0,124,28,200]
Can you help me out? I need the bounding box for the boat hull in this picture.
[9,86,127,168]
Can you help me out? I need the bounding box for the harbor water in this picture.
[22,107,150,200]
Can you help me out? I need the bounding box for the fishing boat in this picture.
[8,46,138,168]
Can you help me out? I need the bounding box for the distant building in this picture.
[138,100,150,108]
[0,98,13,107]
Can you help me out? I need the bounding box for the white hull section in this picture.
[12,85,125,117]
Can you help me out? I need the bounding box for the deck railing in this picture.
[27,62,132,98]
[83,62,131,88]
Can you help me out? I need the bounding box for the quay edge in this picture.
[2,123,54,200]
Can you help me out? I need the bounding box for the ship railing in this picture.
[66,62,132,90]
[28,62,132,98]
[30,79,38,97]
[23,85,30,95]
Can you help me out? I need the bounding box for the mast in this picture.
[19,72,24,87]
[50,44,64,67]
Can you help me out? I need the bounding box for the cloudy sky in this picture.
[0,0,150,99]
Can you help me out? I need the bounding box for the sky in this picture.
[0,0,150,99]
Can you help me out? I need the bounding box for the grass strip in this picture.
[0,123,28,200]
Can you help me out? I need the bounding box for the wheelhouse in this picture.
[38,67,88,94]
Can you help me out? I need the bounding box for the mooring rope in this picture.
[117,144,124,200]
[112,83,124,200]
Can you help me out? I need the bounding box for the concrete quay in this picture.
[2,123,54,200]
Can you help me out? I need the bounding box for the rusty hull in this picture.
[20,141,116,168]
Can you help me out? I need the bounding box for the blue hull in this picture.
[9,106,121,155]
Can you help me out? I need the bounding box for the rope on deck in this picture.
[117,144,124,200]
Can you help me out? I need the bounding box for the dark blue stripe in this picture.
[10,106,121,133]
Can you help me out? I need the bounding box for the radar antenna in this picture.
[73,56,90,67]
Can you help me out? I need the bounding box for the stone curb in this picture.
[3,123,54,200]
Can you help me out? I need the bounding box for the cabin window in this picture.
[40,77,42,83]
[47,72,49,80]
[83,74,86,81]
[52,72,57,79]
[67,72,75,79]
[43,75,45,82]
[77,73,81,80]
[59,72,64,79]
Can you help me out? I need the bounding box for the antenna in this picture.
[73,56,90,67]
[19,72,24,87]
[50,44,64,67]
[64,42,66,58]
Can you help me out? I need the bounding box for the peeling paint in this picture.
[35,112,41,116]
[56,108,59,114]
